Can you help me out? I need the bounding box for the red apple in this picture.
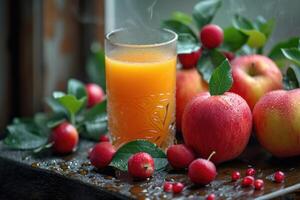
[176,69,208,131]
[253,89,300,157]
[182,92,252,164]
[230,55,282,110]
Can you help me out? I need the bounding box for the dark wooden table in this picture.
[0,138,300,200]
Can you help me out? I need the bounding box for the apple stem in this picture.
[207,151,216,161]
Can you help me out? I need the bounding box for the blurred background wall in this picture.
[0,0,300,133]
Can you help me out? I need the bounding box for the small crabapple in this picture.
[89,142,116,169]
[167,144,196,170]
[128,152,155,180]
[188,151,217,185]
[51,122,79,154]
[200,24,224,49]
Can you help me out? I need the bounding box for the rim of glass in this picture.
[105,28,178,48]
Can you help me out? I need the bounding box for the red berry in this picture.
[51,122,79,154]
[167,144,196,170]
[188,158,217,185]
[128,152,155,180]
[274,171,285,183]
[254,179,264,190]
[206,194,216,200]
[242,176,254,187]
[99,135,110,142]
[86,83,105,108]
[163,182,173,192]
[231,171,241,181]
[89,142,116,169]
[246,168,256,176]
[222,51,235,61]
[172,182,184,193]
[178,48,202,69]
[200,24,224,49]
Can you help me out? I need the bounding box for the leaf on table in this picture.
[177,33,200,54]
[222,26,248,52]
[4,123,48,150]
[197,49,226,82]
[161,19,198,41]
[110,140,168,171]
[171,11,193,25]
[192,0,222,29]
[268,37,300,68]
[209,59,233,96]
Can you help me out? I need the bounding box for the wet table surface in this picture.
[0,139,300,200]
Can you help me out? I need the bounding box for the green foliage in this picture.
[110,140,168,171]
[192,0,222,29]
[209,59,233,95]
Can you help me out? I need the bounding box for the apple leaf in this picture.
[233,15,266,49]
[283,66,300,90]
[254,16,275,40]
[192,0,222,29]
[268,37,300,68]
[110,140,168,171]
[171,11,193,25]
[177,33,200,54]
[197,49,226,82]
[161,19,198,41]
[222,26,249,52]
[67,79,87,100]
[281,48,300,66]
[209,59,233,96]
[80,114,108,140]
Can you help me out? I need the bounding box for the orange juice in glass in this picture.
[105,28,177,149]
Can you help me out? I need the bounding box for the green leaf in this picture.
[197,49,226,82]
[67,79,87,100]
[222,26,248,51]
[283,66,300,90]
[177,33,200,54]
[281,48,300,66]
[192,0,222,29]
[46,114,66,128]
[233,15,254,30]
[268,37,300,68]
[110,140,168,171]
[55,95,86,116]
[80,115,108,141]
[161,20,198,41]
[77,100,107,123]
[86,43,106,91]
[233,15,266,48]
[209,59,233,95]
[171,11,193,25]
[244,30,266,48]
[4,124,48,150]
[254,16,275,40]
[46,97,68,116]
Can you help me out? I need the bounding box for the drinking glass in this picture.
[105,28,177,149]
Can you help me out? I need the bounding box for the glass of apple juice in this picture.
[105,28,177,150]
